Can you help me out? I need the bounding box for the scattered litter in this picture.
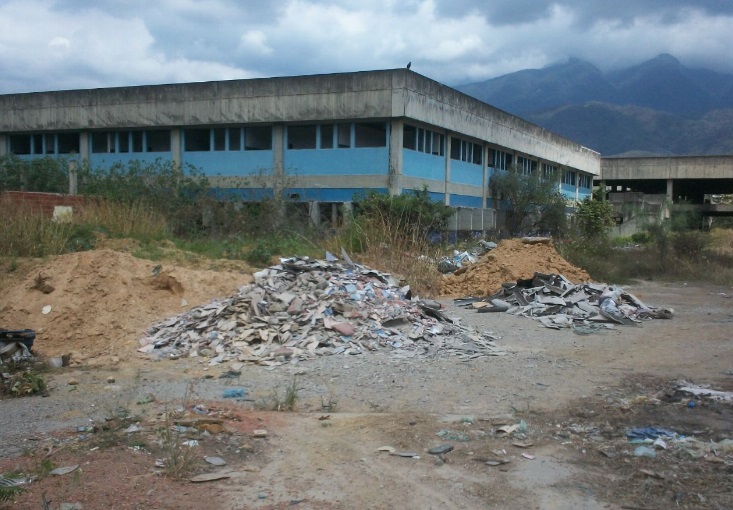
[639,469,665,479]
[252,429,268,438]
[455,272,673,331]
[512,441,534,448]
[428,444,454,455]
[223,388,245,399]
[677,383,733,403]
[190,473,231,483]
[205,456,227,466]
[41,305,52,315]
[49,465,79,476]
[377,446,396,453]
[521,453,535,460]
[389,452,420,459]
[141,255,505,367]
[627,427,676,440]
[633,446,657,458]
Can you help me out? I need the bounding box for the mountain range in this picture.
[455,54,733,157]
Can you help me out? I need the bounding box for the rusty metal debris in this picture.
[140,256,505,367]
[455,272,673,330]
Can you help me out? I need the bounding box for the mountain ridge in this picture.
[456,54,733,156]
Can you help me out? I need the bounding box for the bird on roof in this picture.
[406,61,411,70]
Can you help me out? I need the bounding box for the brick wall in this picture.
[0,191,89,217]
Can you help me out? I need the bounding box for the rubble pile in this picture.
[440,238,590,297]
[456,272,673,331]
[140,255,506,366]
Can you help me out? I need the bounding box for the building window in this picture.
[184,129,210,151]
[245,126,272,150]
[403,125,416,150]
[147,130,171,152]
[227,128,242,151]
[542,163,556,180]
[213,128,226,151]
[337,124,351,148]
[562,170,576,186]
[288,125,317,149]
[431,133,445,156]
[8,135,31,155]
[493,150,512,170]
[355,122,386,147]
[403,124,444,156]
[320,125,334,149]
[518,156,536,176]
[578,173,592,189]
[450,136,482,165]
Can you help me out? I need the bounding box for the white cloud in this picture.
[0,0,732,92]
[240,30,273,56]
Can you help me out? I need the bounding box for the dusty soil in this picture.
[1,249,733,510]
[441,238,591,297]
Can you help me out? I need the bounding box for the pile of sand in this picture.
[440,238,591,297]
[0,249,251,363]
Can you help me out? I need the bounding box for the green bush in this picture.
[490,170,567,237]
[0,155,69,193]
[347,188,453,251]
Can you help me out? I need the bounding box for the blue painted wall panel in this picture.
[284,148,388,176]
[288,187,389,202]
[183,151,274,176]
[450,194,483,207]
[402,150,445,181]
[89,153,170,168]
[450,160,484,186]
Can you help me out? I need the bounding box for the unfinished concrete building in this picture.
[0,69,600,231]
[600,156,733,232]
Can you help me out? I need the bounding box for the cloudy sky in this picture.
[1,0,732,94]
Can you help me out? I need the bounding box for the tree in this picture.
[574,196,616,242]
[490,170,567,237]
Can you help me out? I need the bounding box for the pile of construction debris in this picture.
[0,329,35,363]
[140,254,506,366]
[455,272,673,332]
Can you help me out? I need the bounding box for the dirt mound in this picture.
[0,249,251,363]
[440,238,591,297]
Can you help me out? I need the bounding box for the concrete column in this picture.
[272,124,285,225]
[68,160,78,196]
[388,119,403,196]
[342,201,353,225]
[574,171,579,202]
[309,201,321,226]
[0,134,6,156]
[444,133,451,205]
[273,124,284,193]
[666,178,673,202]
[331,203,338,226]
[482,144,489,209]
[79,132,90,161]
[171,129,182,167]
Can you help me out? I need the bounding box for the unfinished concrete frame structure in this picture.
[0,69,600,230]
[600,156,733,230]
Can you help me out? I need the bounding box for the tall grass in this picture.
[558,228,733,286]
[77,200,168,241]
[0,200,168,257]
[0,202,78,257]
[337,191,449,297]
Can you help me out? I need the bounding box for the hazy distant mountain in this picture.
[456,54,733,156]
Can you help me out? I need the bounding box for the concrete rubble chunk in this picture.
[141,256,505,366]
[456,272,673,331]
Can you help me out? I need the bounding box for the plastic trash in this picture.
[634,446,657,458]
[223,388,245,398]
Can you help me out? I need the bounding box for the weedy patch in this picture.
[257,378,300,411]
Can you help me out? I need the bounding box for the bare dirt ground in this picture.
[2,249,733,510]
